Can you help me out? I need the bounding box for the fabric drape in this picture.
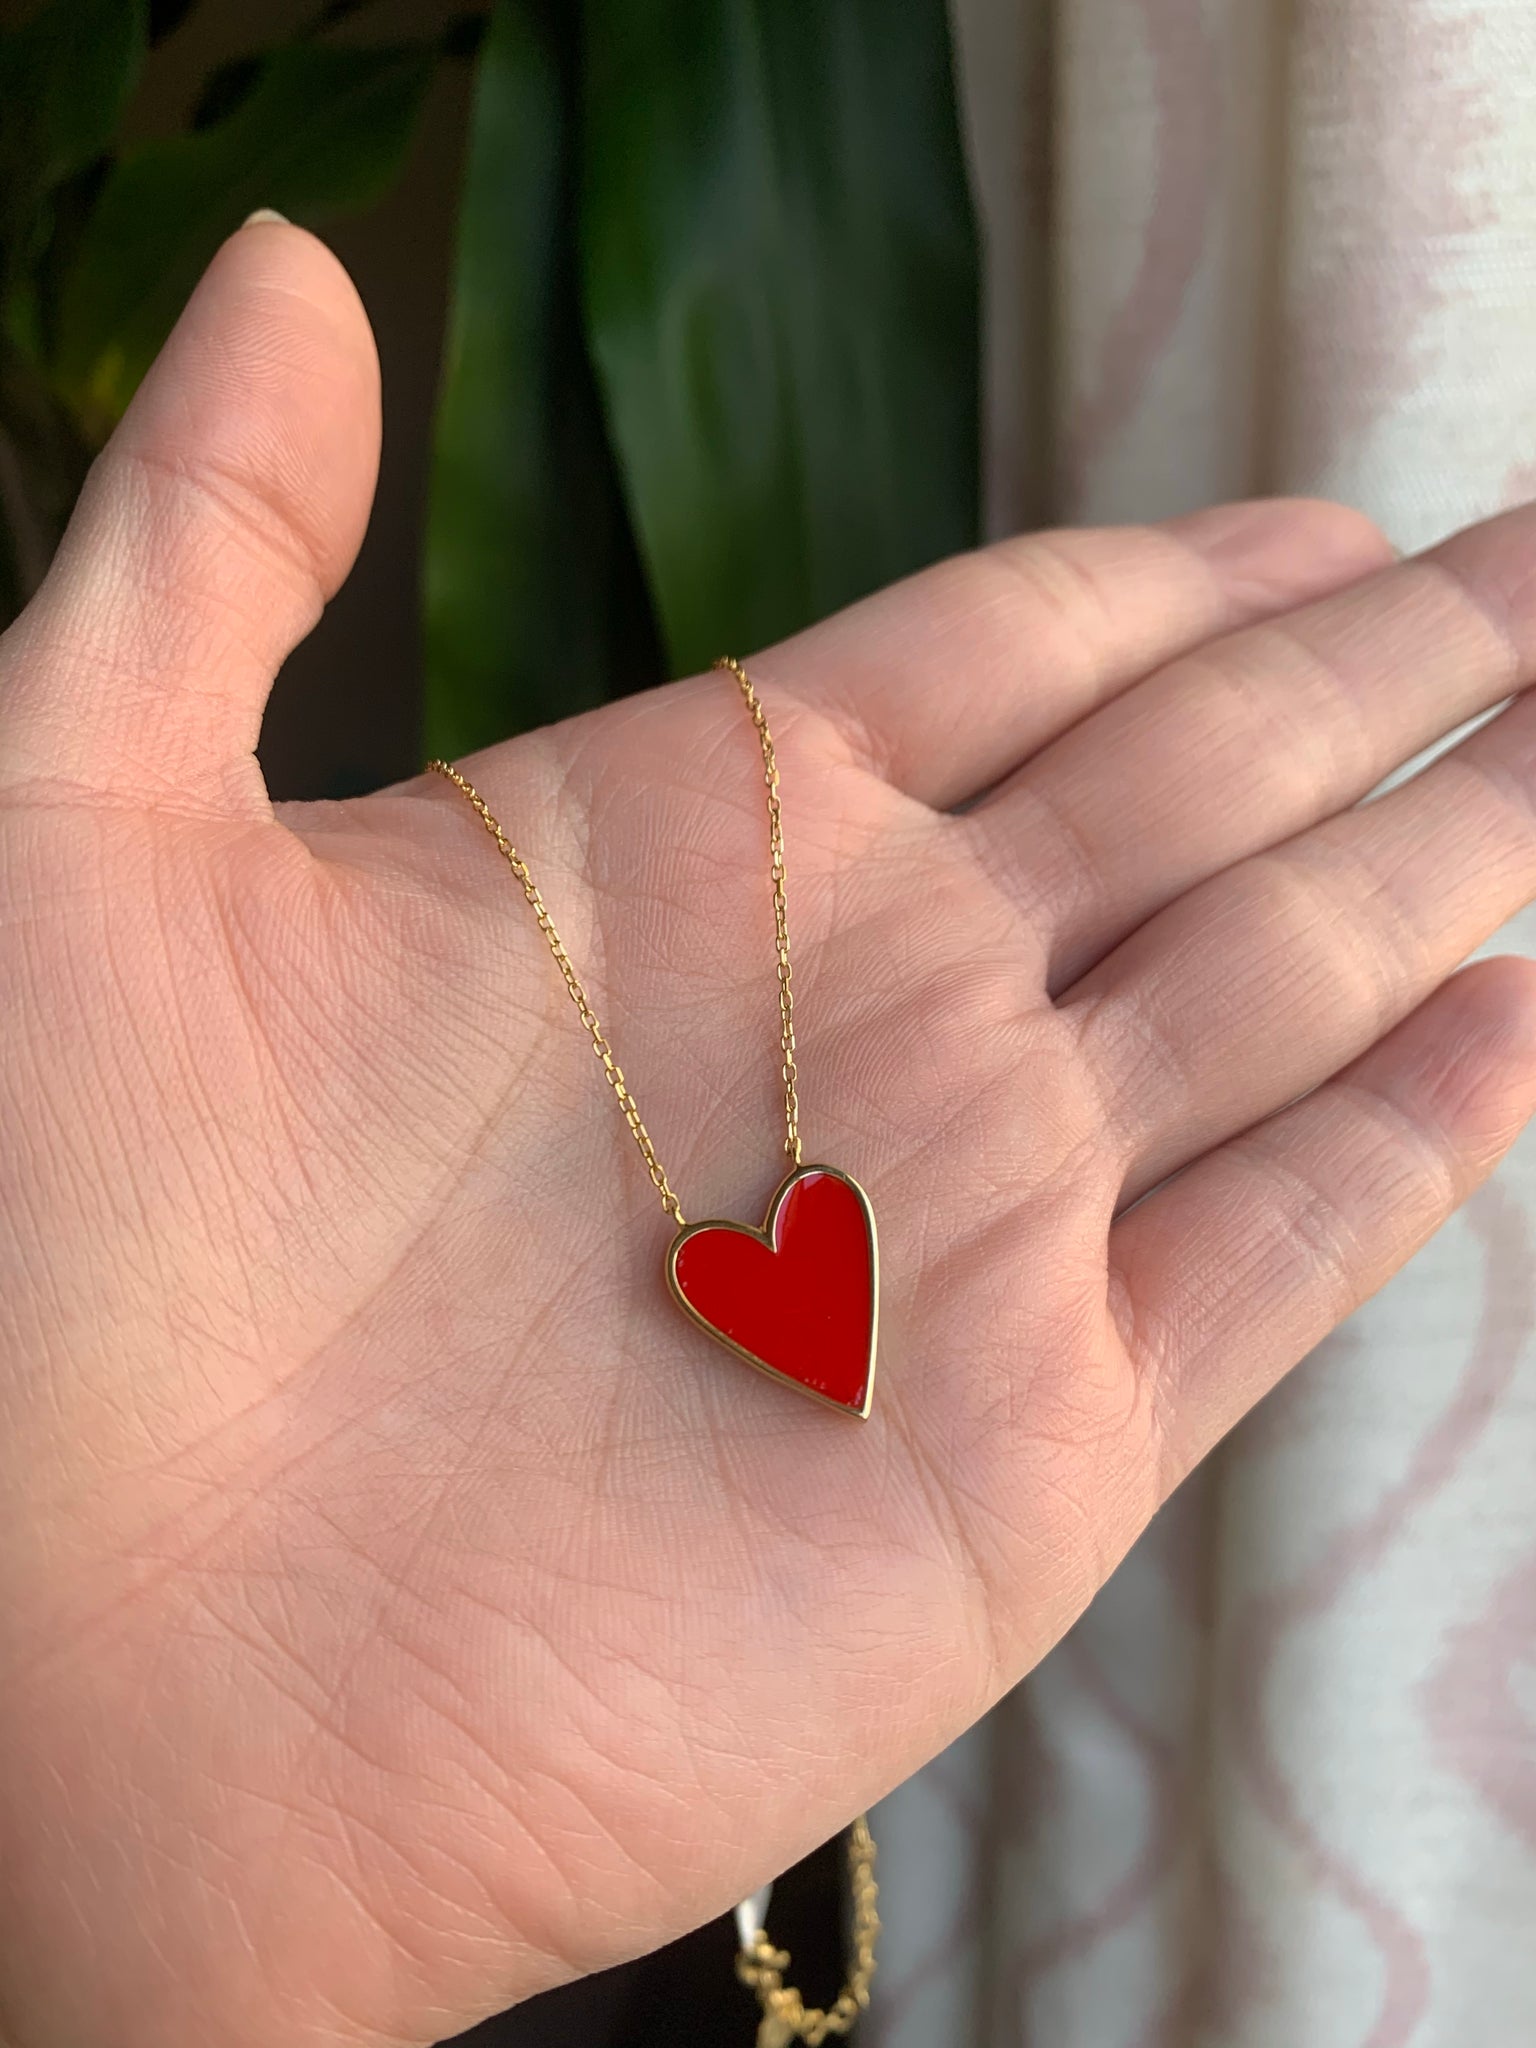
[870,5,1536,2043]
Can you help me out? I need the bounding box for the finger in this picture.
[1076,676,1536,1205]
[761,498,1391,808]
[965,501,1536,990]
[1110,956,1536,1482]
[0,216,379,813]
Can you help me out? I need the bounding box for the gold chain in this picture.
[714,654,802,1174]
[427,656,800,1224]
[424,755,689,1222]
[427,658,876,2040]
[735,1818,879,2047]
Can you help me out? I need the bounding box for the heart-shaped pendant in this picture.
[666,1165,878,1417]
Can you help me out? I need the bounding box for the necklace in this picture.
[428,657,881,2043]
[427,655,879,1421]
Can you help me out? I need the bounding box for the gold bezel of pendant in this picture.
[664,1163,878,1420]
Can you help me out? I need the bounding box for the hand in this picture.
[4,221,1535,2048]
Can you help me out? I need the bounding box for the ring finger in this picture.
[1070,679,1536,1206]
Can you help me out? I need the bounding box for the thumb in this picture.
[0,214,380,813]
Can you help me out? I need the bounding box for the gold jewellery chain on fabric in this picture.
[427,656,879,2043]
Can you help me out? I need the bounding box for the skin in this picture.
[3,220,1536,2048]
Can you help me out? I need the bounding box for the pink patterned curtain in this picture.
[868,4,1536,2042]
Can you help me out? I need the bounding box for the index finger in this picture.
[755,499,1392,808]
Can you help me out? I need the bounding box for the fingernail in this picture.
[242,208,289,228]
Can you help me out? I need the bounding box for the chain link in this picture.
[424,756,689,1222]
[712,655,802,1170]
[735,1817,879,2046]
[428,656,801,1221]
[428,661,875,2038]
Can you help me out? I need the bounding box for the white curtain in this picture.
[869,5,1536,2043]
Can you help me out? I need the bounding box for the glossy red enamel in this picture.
[669,1168,875,1413]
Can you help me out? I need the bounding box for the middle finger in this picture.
[961,503,1536,991]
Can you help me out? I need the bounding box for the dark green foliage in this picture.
[0,0,144,309]
[0,0,146,615]
[423,0,662,758]
[0,0,980,760]
[55,41,436,425]
[425,0,978,743]
[580,0,979,676]
[0,4,443,627]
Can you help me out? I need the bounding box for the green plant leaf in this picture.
[0,0,143,620]
[0,339,94,623]
[148,0,199,45]
[423,0,659,757]
[53,38,436,426]
[579,0,979,675]
[0,0,146,308]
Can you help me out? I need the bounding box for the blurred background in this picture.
[4,2,1536,2045]
[0,0,980,801]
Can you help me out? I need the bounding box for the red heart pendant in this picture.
[666,1165,878,1417]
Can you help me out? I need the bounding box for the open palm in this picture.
[5,223,1536,2048]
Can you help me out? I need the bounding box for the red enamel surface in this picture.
[671,1169,874,1412]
